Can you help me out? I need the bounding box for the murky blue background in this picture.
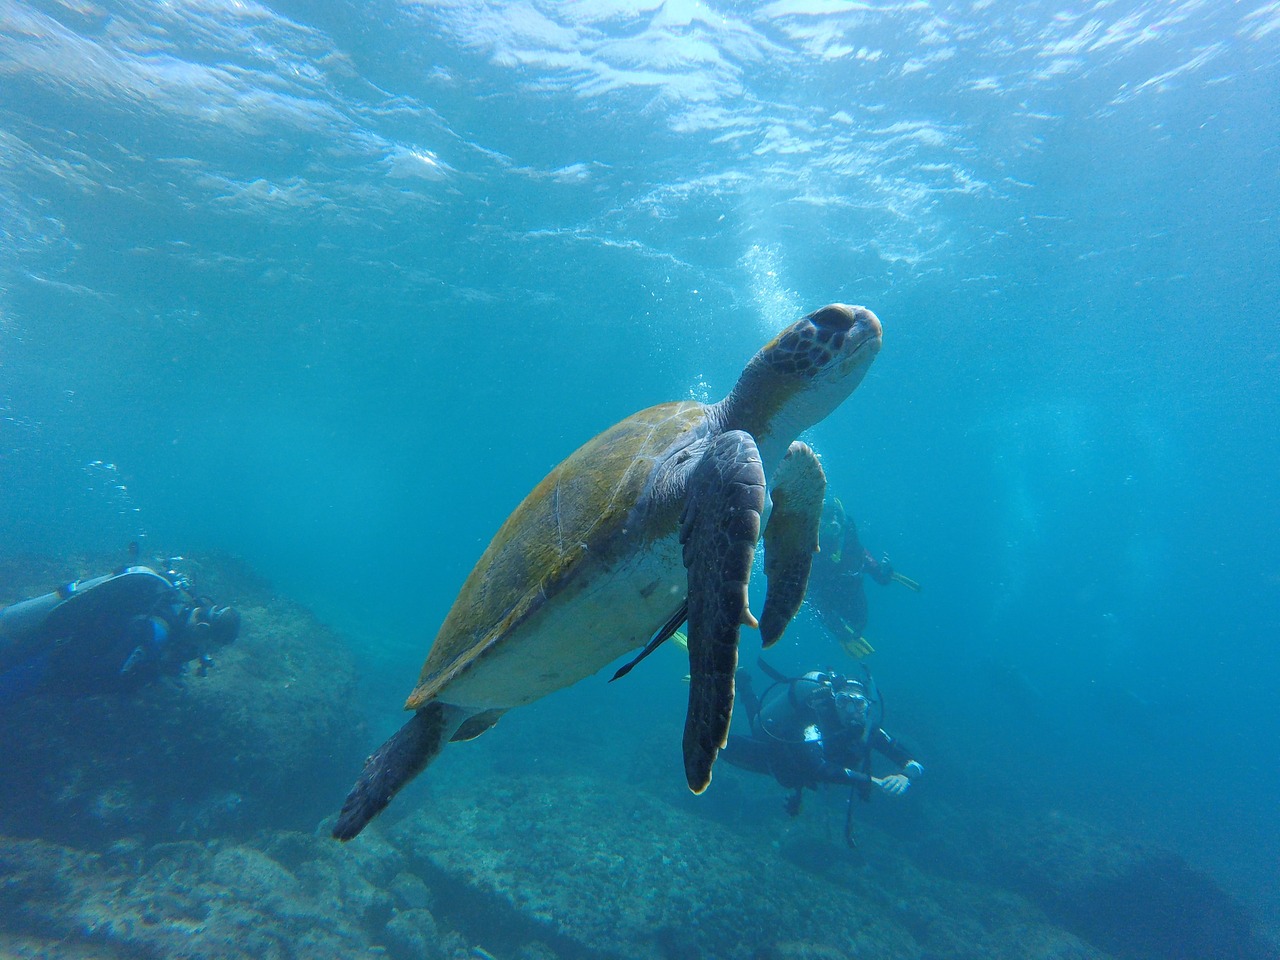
[3,0,1277,930]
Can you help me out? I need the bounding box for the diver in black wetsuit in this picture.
[806,497,919,659]
[720,665,923,827]
[0,564,240,703]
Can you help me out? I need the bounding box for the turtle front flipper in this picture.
[332,701,467,841]
[759,440,826,646]
[679,429,766,794]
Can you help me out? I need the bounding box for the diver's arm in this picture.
[863,551,895,586]
[866,731,920,796]
[799,738,873,785]
[871,728,917,769]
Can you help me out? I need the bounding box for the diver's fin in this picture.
[891,571,922,592]
[332,702,466,841]
[759,441,825,647]
[449,708,506,742]
[610,602,688,681]
[839,632,875,659]
[679,429,766,794]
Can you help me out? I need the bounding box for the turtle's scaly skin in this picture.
[409,400,709,711]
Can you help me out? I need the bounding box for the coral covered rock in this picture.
[0,555,1271,960]
[984,810,1269,960]
[386,772,1108,960]
[0,829,445,959]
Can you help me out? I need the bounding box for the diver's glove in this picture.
[873,774,911,796]
[903,761,924,779]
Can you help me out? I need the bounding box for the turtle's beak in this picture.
[850,305,882,344]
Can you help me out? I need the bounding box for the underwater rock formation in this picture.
[0,828,464,960]
[0,555,1272,960]
[1,744,1274,960]
[387,772,1113,960]
[982,809,1271,960]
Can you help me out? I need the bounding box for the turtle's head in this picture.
[720,304,882,464]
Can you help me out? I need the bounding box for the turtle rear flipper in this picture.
[759,441,825,646]
[679,430,766,794]
[449,708,505,742]
[332,702,467,841]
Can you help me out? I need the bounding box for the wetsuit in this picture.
[720,673,916,792]
[807,513,893,641]
[782,709,914,789]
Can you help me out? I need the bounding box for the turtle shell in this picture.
[405,399,711,709]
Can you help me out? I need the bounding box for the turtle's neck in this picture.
[712,339,866,480]
[711,377,820,481]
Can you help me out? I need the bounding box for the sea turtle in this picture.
[333,303,882,840]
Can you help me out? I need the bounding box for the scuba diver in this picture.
[0,562,240,703]
[806,497,920,659]
[720,661,923,845]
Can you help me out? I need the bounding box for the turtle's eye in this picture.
[807,304,856,331]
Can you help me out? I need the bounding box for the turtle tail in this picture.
[332,702,460,841]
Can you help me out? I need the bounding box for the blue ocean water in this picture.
[2,0,1278,953]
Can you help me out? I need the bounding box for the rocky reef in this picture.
[981,809,1269,960]
[388,771,1107,960]
[5,759,1271,960]
[0,554,1273,960]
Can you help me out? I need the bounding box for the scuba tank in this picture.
[752,670,834,743]
[750,659,884,744]
[0,567,178,674]
[0,591,65,674]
